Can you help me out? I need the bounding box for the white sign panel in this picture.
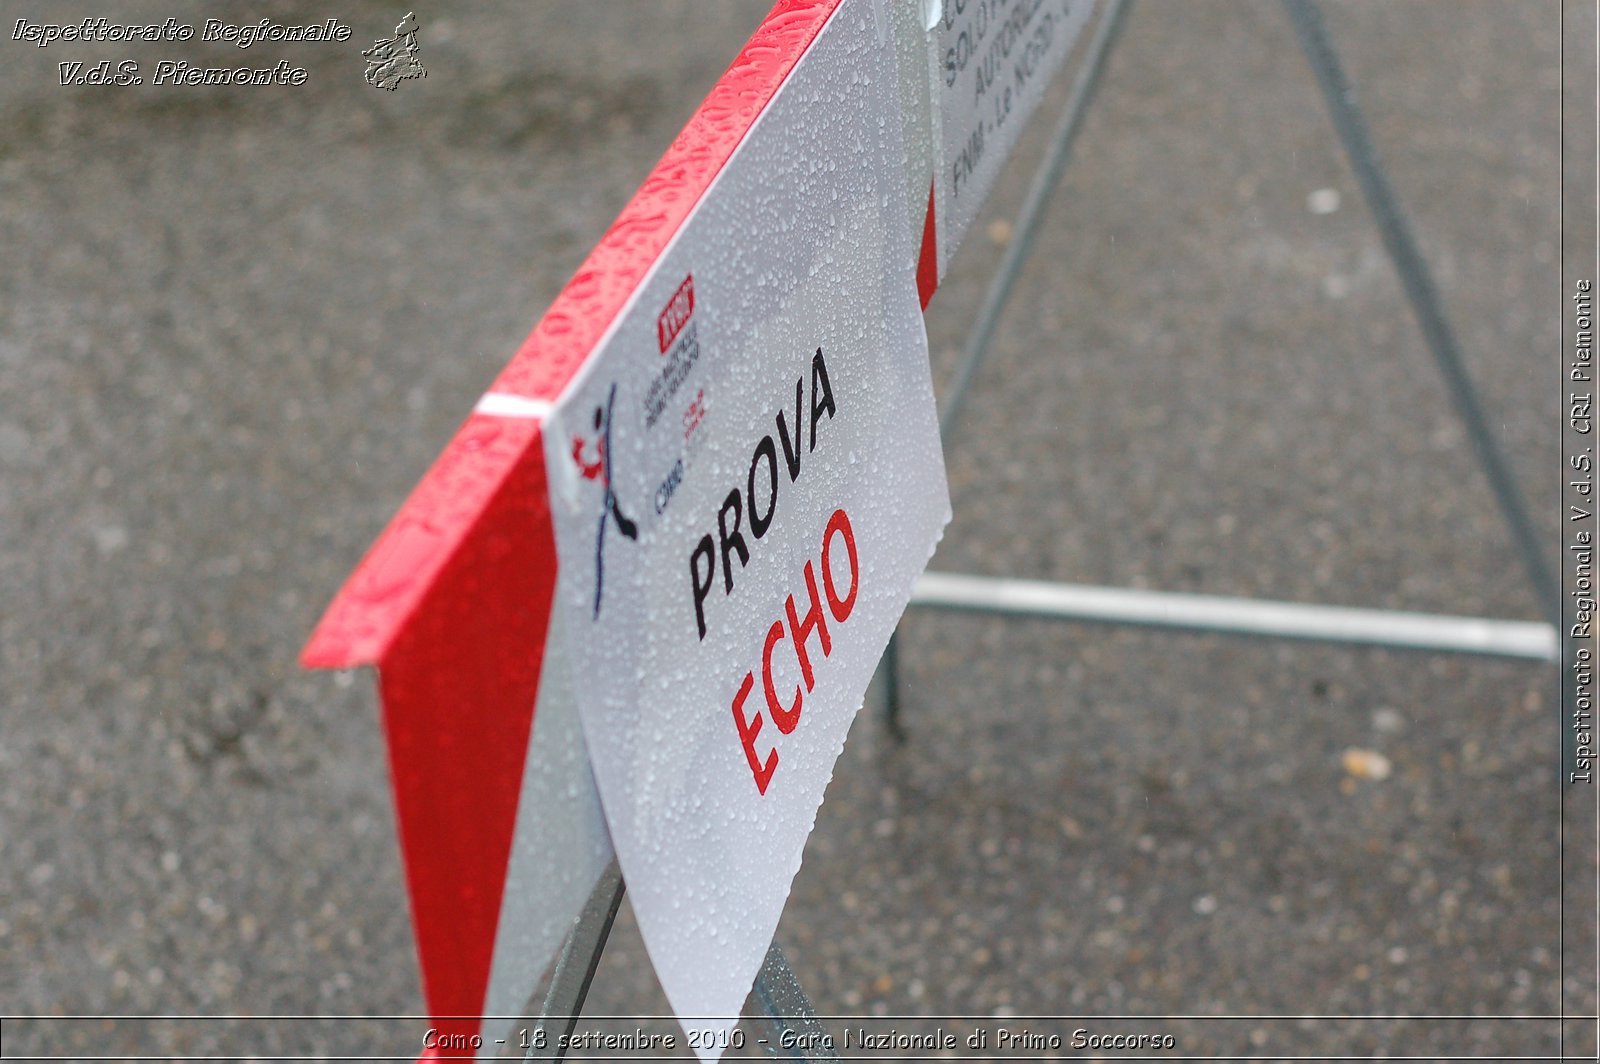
[929,0,1094,274]
[542,0,950,1056]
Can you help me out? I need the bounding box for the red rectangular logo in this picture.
[657,273,695,353]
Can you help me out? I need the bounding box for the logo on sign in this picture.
[645,275,703,430]
[571,382,639,619]
[658,274,696,353]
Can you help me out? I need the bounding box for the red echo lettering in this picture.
[785,560,831,695]
[731,508,860,795]
[731,673,777,795]
[763,620,800,734]
[820,507,858,624]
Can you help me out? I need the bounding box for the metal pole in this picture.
[521,864,839,1062]
[881,628,904,742]
[523,860,625,1063]
[1281,0,1567,776]
[744,943,841,1062]
[1281,0,1560,631]
[910,572,1560,662]
[884,0,1132,733]
[939,0,1132,439]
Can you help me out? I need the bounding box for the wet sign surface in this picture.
[306,0,1105,1056]
[541,0,950,1052]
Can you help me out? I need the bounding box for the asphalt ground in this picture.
[1,1,1595,1060]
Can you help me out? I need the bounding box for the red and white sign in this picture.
[301,0,1096,1058]
[302,2,852,1056]
[540,0,947,1052]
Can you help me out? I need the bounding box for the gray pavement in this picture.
[1,1,1593,1060]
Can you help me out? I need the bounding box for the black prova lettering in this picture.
[686,345,841,642]
[776,378,803,481]
[809,347,836,452]
[690,535,716,639]
[748,436,778,539]
[717,488,749,594]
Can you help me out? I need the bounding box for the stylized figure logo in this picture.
[363,12,426,91]
[573,383,638,619]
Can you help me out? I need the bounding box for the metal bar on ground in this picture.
[910,572,1560,662]
[938,0,1131,440]
[745,943,841,1063]
[1282,0,1560,631]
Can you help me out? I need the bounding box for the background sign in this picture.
[927,0,1094,277]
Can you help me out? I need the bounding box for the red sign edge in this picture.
[297,0,846,1048]
[301,0,843,671]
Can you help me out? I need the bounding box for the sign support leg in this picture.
[881,0,1133,733]
[936,0,1133,441]
[880,630,904,743]
[888,0,1564,779]
[744,943,842,1062]
[1281,0,1570,777]
[523,859,625,1063]
[520,862,838,1062]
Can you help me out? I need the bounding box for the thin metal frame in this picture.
[520,865,835,1063]
[884,0,1561,748]
[521,860,625,1063]
[515,1,1565,1057]
[1282,0,1559,630]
